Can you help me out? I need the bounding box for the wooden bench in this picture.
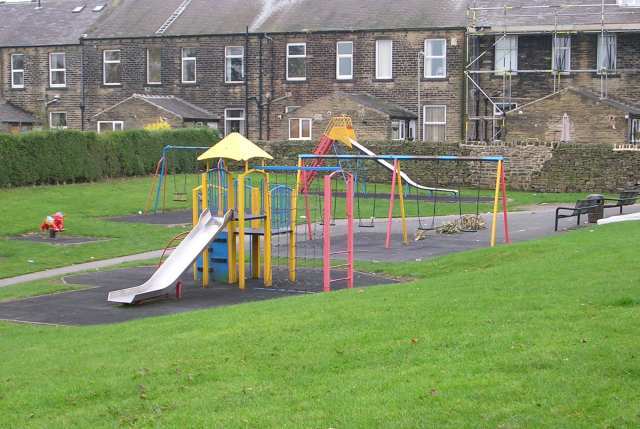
[554,200,602,231]
[603,190,639,215]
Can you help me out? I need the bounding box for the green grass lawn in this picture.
[1,222,639,428]
[0,174,584,279]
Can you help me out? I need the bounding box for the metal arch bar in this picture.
[252,166,342,172]
[299,154,505,162]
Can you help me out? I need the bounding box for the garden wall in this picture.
[262,140,640,193]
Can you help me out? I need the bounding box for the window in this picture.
[225,46,244,83]
[224,108,245,135]
[103,50,121,85]
[408,120,416,141]
[182,48,197,83]
[336,41,353,80]
[495,36,518,75]
[618,0,640,6]
[424,39,446,78]
[631,118,640,144]
[49,112,67,129]
[286,43,306,81]
[493,103,518,140]
[147,47,161,84]
[49,53,66,87]
[597,34,617,73]
[423,105,446,142]
[289,118,312,140]
[97,121,124,133]
[376,40,393,80]
[10,54,24,89]
[552,36,571,74]
[391,120,406,141]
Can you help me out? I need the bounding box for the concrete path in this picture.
[0,249,168,288]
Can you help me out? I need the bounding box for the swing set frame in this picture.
[299,153,511,248]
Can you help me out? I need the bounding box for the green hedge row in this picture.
[0,129,219,187]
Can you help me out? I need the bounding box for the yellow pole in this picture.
[192,185,201,282]
[396,161,408,245]
[227,171,237,284]
[238,173,246,289]
[251,187,261,279]
[263,172,272,287]
[289,183,297,282]
[201,167,209,287]
[490,160,502,248]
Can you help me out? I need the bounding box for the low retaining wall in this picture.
[261,140,640,193]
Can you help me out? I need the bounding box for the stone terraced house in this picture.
[1,0,639,148]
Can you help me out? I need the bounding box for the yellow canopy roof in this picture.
[197,133,273,162]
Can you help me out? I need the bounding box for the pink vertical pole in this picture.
[346,173,354,289]
[323,174,331,292]
[500,162,511,244]
[385,160,398,249]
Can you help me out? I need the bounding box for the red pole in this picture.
[500,162,511,244]
[323,174,331,292]
[346,173,354,289]
[385,160,398,249]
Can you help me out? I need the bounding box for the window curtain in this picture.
[553,36,570,72]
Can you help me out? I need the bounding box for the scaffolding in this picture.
[465,0,640,143]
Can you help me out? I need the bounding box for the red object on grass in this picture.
[40,212,65,237]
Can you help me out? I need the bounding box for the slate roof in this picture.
[507,86,640,115]
[0,0,112,47]
[342,93,418,119]
[87,0,468,39]
[469,0,640,33]
[94,94,218,121]
[0,100,37,123]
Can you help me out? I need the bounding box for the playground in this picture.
[1,117,639,427]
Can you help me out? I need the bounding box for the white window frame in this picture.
[10,53,24,89]
[181,47,197,84]
[618,0,640,7]
[224,108,246,136]
[49,52,66,88]
[391,120,406,141]
[336,41,353,80]
[286,43,307,81]
[225,46,245,83]
[424,39,447,78]
[49,111,67,130]
[423,105,447,142]
[376,39,393,80]
[103,49,121,86]
[552,36,571,74]
[495,36,518,75]
[97,121,124,133]
[631,118,640,144]
[146,47,161,85]
[288,118,312,141]
[597,33,617,74]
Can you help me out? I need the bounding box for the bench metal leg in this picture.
[577,213,581,226]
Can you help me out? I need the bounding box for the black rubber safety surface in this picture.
[10,234,105,245]
[0,267,397,326]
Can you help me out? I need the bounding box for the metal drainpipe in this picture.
[258,35,264,140]
[245,26,250,138]
[80,38,86,131]
[264,33,275,141]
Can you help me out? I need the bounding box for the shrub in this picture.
[0,128,219,187]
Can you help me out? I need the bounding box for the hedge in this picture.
[0,128,220,187]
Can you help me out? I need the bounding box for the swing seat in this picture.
[173,192,188,202]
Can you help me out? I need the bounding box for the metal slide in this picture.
[348,138,458,194]
[108,210,232,304]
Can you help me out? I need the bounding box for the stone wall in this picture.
[261,139,639,193]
